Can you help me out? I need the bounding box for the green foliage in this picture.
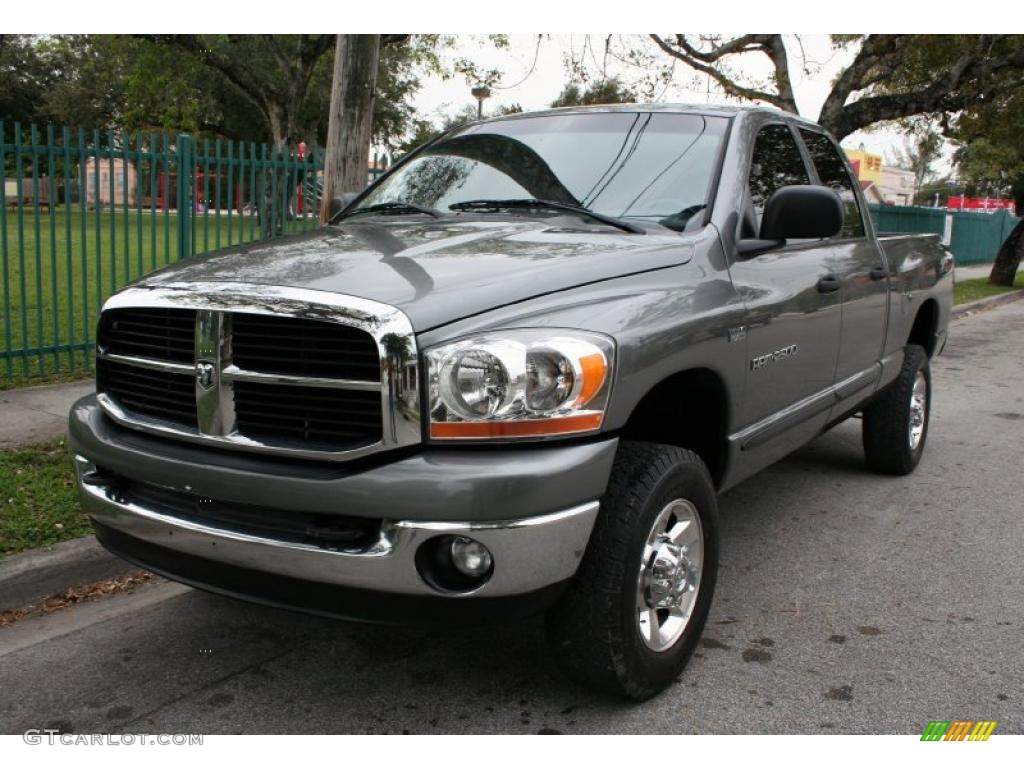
[0,439,88,555]
[0,35,454,150]
[0,35,50,126]
[886,124,943,194]
[950,79,1024,207]
[451,34,511,89]
[396,102,522,155]
[550,78,638,108]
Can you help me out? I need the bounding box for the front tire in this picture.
[545,442,719,700]
[862,344,931,475]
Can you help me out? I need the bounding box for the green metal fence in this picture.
[1,120,394,385]
[868,203,1020,266]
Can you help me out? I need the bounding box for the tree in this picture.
[634,35,1024,140]
[398,119,442,154]
[0,35,54,128]
[886,125,942,200]
[320,35,383,219]
[949,79,1024,286]
[989,219,1024,287]
[135,34,440,234]
[396,101,523,155]
[299,35,451,151]
[141,35,335,151]
[550,78,637,108]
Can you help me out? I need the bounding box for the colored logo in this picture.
[921,721,997,741]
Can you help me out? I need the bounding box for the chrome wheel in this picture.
[636,498,703,652]
[908,371,927,450]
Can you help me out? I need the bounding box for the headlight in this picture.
[426,330,614,440]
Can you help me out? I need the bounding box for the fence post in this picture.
[175,134,193,260]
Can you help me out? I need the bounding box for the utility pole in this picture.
[320,35,382,223]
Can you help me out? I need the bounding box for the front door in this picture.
[728,122,843,468]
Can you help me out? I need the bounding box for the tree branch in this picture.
[139,34,272,119]
[820,36,1024,138]
[649,34,798,112]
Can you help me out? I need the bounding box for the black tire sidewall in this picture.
[890,346,932,471]
[863,344,932,475]
[612,453,720,695]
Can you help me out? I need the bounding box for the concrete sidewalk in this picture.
[0,379,93,450]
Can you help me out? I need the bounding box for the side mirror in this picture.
[760,185,843,240]
[328,192,358,220]
[736,185,843,258]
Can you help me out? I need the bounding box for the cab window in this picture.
[799,129,866,238]
[744,124,811,236]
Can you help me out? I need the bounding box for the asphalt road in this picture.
[2,301,1023,735]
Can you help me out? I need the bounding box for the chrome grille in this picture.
[94,284,421,461]
[231,314,380,381]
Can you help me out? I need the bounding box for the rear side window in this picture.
[800,130,866,238]
[747,124,810,222]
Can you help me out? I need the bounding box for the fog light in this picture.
[449,536,493,577]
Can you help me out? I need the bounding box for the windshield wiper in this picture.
[339,201,443,220]
[448,198,645,234]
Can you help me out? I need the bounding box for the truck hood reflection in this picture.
[137,218,695,331]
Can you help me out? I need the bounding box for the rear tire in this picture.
[545,442,719,700]
[862,344,931,475]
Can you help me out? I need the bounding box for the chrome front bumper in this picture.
[74,456,599,599]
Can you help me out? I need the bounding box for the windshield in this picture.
[354,112,729,232]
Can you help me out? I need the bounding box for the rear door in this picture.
[798,129,889,415]
[728,121,843,465]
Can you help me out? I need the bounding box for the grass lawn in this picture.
[1,207,318,388]
[954,273,1024,305]
[0,439,90,556]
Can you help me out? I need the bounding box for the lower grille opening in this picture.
[111,474,381,553]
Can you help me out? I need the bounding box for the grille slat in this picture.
[231,313,380,381]
[97,359,198,428]
[233,381,382,450]
[98,308,196,363]
[235,409,382,427]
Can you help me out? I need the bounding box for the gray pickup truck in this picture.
[69,104,952,699]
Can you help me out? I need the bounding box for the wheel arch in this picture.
[908,298,940,357]
[619,368,730,488]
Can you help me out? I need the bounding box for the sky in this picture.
[409,35,956,173]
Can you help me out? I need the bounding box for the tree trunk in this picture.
[989,217,1024,286]
[320,35,381,223]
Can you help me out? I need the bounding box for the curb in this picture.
[951,288,1024,321]
[0,535,134,613]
